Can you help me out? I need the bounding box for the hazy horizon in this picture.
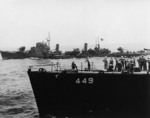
[0,0,150,52]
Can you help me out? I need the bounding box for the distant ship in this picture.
[0,33,149,60]
[27,63,150,118]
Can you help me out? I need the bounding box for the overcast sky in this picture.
[0,0,150,52]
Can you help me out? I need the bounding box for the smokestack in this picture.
[84,43,88,52]
[56,44,59,53]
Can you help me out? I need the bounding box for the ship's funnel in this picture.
[84,43,88,52]
[56,44,59,53]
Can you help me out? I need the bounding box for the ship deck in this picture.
[30,68,149,75]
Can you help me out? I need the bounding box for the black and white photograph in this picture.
[0,0,150,118]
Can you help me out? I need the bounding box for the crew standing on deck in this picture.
[143,56,147,71]
[85,57,91,71]
[120,56,125,69]
[124,56,127,70]
[71,61,78,70]
[129,57,135,73]
[137,56,142,71]
[140,56,146,71]
[117,59,122,72]
[114,58,119,71]
[147,58,150,71]
[133,57,136,67]
[103,56,108,70]
[125,58,130,72]
[108,57,114,71]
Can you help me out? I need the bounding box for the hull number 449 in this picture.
[75,78,94,84]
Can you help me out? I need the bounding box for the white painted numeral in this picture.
[88,78,93,84]
[75,78,80,84]
[82,78,87,83]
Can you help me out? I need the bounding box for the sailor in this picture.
[71,61,78,70]
[125,58,130,72]
[108,57,114,71]
[133,57,136,66]
[103,56,108,70]
[114,58,119,71]
[117,60,122,72]
[120,56,125,69]
[147,58,150,71]
[143,56,147,71]
[129,57,135,73]
[140,56,146,71]
[132,56,135,64]
[85,57,91,71]
[124,56,128,71]
[137,56,142,71]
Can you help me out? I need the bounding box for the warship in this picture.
[27,62,150,118]
[1,33,149,60]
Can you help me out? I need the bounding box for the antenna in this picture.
[46,32,51,50]
[98,37,100,50]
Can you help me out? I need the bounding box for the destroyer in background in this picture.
[1,43,148,59]
[1,34,149,59]
[27,59,150,118]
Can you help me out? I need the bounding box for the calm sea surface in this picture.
[0,56,148,118]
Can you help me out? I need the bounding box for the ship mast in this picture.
[46,32,51,50]
[98,37,100,50]
[97,37,104,50]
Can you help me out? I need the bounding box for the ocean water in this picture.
[0,56,149,118]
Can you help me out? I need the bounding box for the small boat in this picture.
[27,63,150,118]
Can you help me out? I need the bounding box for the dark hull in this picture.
[0,51,28,59]
[0,51,43,59]
[27,70,150,118]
